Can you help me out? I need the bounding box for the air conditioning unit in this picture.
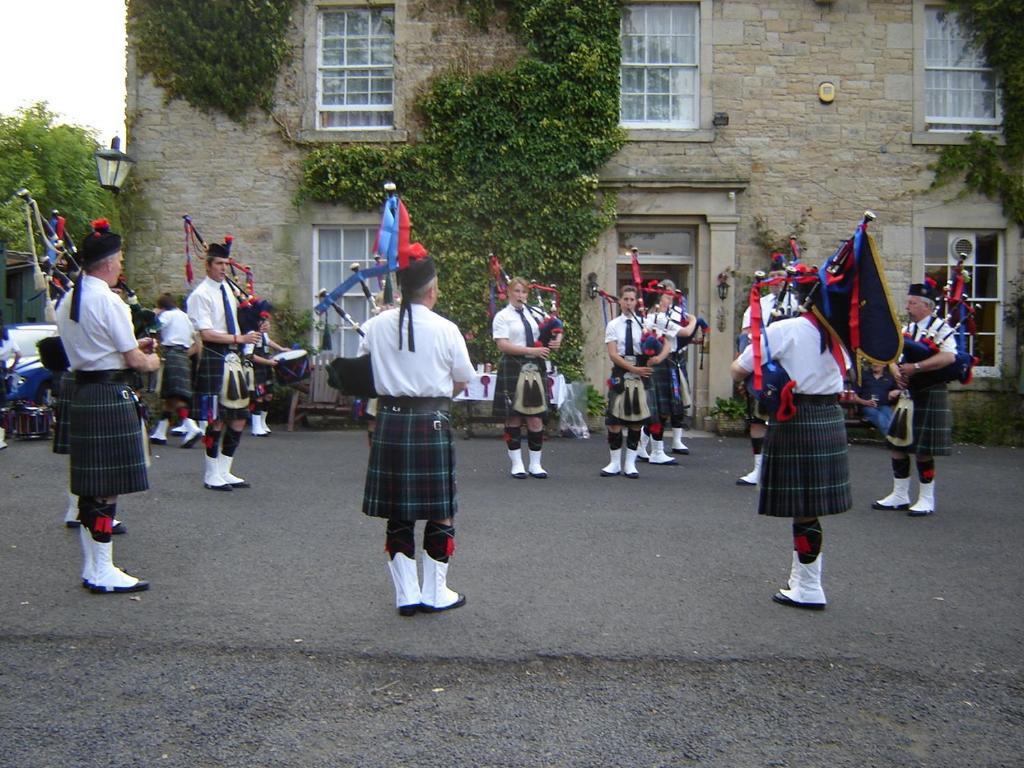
[947,232,976,264]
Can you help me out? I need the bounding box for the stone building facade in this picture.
[125,0,1020,420]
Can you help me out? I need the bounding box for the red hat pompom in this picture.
[91,218,110,233]
[223,235,233,254]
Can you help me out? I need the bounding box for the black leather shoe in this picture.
[90,579,150,594]
[871,500,909,510]
[204,483,233,492]
[771,592,825,611]
[111,522,127,535]
[419,594,466,613]
[398,604,420,617]
[149,438,167,445]
[907,508,934,517]
[65,520,81,528]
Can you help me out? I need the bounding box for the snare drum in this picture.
[15,405,52,439]
[273,349,311,385]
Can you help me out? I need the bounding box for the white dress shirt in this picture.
[158,307,196,347]
[187,276,239,335]
[359,304,474,398]
[735,315,849,395]
[492,303,540,347]
[56,276,137,371]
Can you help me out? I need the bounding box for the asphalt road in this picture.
[1,426,1021,767]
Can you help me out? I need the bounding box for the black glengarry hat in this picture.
[908,278,938,302]
[71,219,122,322]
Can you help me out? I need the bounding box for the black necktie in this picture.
[516,308,535,347]
[221,284,237,335]
[625,317,635,355]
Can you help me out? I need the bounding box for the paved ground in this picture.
[0,426,1021,767]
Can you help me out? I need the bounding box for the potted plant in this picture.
[710,396,748,437]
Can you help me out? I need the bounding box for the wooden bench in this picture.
[286,352,352,431]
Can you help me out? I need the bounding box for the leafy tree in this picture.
[0,103,120,255]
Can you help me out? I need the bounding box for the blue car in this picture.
[5,323,59,406]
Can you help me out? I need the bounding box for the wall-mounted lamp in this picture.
[717,270,731,301]
[712,112,729,128]
[94,136,135,194]
[586,272,599,300]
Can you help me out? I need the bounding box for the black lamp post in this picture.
[93,137,135,194]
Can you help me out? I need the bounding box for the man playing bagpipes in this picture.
[736,254,800,486]
[731,264,852,610]
[186,238,262,491]
[873,279,957,517]
[359,248,475,616]
[148,293,204,448]
[492,276,563,479]
[55,220,161,593]
[731,212,902,610]
[600,285,662,479]
[640,280,699,465]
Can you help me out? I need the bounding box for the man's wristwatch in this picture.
[913,362,921,371]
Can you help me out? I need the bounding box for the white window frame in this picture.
[922,228,1002,376]
[620,3,701,131]
[316,7,395,131]
[922,5,1000,133]
[313,226,380,356]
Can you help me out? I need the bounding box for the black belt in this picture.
[794,393,839,404]
[378,396,451,413]
[75,369,132,384]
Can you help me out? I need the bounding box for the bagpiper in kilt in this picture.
[641,286,697,464]
[186,239,263,492]
[600,286,653,480]
[731,266,851,611]
[874,282,957,517]
[55,218,160,594]
[247,312,287,437]
[491,278,560,479]
[736,262,801,487]
[148,295,204,448]
[359,249,475,616]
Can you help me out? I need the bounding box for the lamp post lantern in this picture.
[93,137,135,194]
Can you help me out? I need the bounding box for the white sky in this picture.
[0,0,127,144]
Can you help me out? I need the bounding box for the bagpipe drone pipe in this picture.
[318,182,425,397]
[12,190,83,322]
[487,253,565,349]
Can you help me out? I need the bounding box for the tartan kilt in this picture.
[887,386,952,456]
[363,408,458,521]
[648,361,686,418]
[604,367,650,426]
[253,362,274,389]
[160,345,193,401]
[491,355,548,419]
[758,398,851,518]
[52,370,73,455]
[193,344,250,422]
[69,381,148,497]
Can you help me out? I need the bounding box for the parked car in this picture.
[5,323,58,406]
